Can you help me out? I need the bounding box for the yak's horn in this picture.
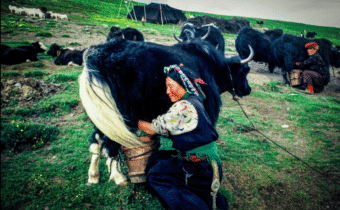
[173,25,182,42]
[241,45,254,64]
[201,26,211,40]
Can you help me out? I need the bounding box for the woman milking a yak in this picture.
[293,42,330,94]
[80,63,229,210]
[137,64,229,210]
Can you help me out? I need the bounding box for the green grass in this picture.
[35,31,53,37]
[1,15,41,34]
[46,71,82,83]
[1,40,32,48]
[1,71,21,78]
[216,87,340,209]
[68,42,81,46]
[29,60,45,68]
[1,121,59,152]
[23,70,47,79]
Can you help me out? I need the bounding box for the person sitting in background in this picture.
[138,64,229,210]
[295,42,330,94]
[141,16,145,26]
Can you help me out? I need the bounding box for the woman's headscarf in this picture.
[164,64,207,99]
[305,42,319,51]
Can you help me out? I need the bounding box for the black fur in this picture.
[178,23,225,54]
[306,32,317,39]
[47,43,62,57]
[91,127,120,157]
[39,7,47,14]
[106,27,144,42]
[0,44,11,56]
[235,27,283,73]
[54,48,86,66]
[271,34,340,84]
[85,37,252,129]
[1,41,46,65]
[85,37,252,164]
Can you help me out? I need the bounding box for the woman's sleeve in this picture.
[298,56,316,69]
[151,100,198,136]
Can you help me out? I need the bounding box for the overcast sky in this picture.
[133,0,340,28]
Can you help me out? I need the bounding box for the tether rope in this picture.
[225,63,340,186]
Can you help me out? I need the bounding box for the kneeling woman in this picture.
[295,42,330,93]
[138,65,228,210]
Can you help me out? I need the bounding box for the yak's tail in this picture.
[79,48,143,147]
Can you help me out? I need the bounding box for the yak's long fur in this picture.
[79,37,252,146]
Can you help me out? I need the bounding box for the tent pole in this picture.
[125,1,134,20]
[144,5,147,23]
[118,0,123,18]
[160,4,163,26]
[132,3,137,21]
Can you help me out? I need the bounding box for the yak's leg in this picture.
[67,61,79,66]
[268,60,276,73]
[282,56,295,86]
[102,137,127,186]
[87,131,103,184]
[106,157,127,186]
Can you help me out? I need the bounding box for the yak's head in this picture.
[47,43,61,57]
[173,23,210,43]
[178,23,196,42]
[225,46,254,98]
[54,49,69,65]
[32,41,47,53]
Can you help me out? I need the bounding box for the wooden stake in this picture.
[160,4,163,26]
[117,0,123,18]
[125,1,134,20]
[144,5,147,23]
[132,3,137,21]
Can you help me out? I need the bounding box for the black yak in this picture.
[106,26,144,42]
[173,23,225,54]
[1,41,47,65]
[54,48,87,66]
[79,37,254,185]
[306,32,317,39]
[47,43,86,66]
[271,34,340,85]
[235,27,283,73]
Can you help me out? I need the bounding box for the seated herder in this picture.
[295,42,330,94]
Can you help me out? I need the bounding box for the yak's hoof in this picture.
[117,180,128,186]
[110,175,128,186]
[87,174,100,184]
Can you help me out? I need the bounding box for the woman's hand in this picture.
[138,120,156,135]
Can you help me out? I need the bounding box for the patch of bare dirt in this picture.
[1,77,64,109]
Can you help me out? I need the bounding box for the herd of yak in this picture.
[1,11,340,186]
[1,22,339,86]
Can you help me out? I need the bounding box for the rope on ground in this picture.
[220,98,340,186]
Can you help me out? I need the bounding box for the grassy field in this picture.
[1,0,340,209]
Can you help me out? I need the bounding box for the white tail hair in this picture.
[79,49,143,147]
